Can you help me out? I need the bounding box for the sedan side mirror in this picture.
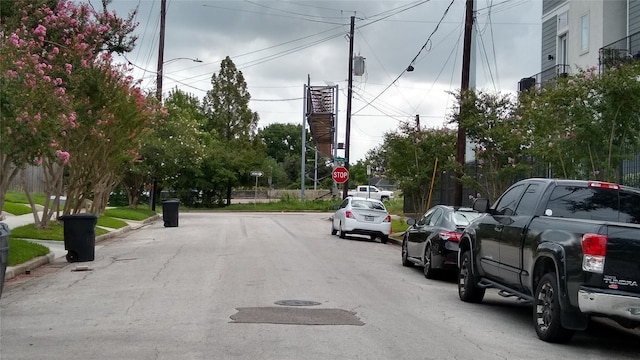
[406,218,416,226]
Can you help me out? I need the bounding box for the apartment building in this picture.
[519,0,640,91]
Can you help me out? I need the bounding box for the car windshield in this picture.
[452,211,482,226]
[351,200,385,211]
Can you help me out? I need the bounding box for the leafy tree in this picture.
[202,56,261,204]
[521,63,640,182]
[0,0,140,226]
[123,88,206,208]
[382,122,457,215]
[451,89,533,201]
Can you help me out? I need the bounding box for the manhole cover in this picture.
[274,300,322,306]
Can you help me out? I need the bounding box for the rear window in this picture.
[351,200,386,211]
[546,186,640,223]
[452,211,482,226]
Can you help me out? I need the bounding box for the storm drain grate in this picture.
[274,300,321,306]
[229,307,364,326]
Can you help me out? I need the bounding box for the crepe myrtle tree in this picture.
[0,0,139,225]
[520,63,640,182]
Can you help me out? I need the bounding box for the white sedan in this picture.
[331,197,392,243]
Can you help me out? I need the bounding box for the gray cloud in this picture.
[110,0,542,161]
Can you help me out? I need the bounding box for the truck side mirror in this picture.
[472,198,490,213]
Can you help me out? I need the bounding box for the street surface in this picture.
[1,212,638,359]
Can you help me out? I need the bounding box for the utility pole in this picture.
[342,15,355,199]
[156,0,166,101]
[454,0,474,207]
[150,0,166,212]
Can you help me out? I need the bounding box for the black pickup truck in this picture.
[458,178,640,343]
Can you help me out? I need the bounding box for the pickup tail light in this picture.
[582,233,607,273]
[345,210,355,219]
[439,231,461,242]
[383,215,391,223]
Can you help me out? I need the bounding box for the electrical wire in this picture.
[353,0,456,116]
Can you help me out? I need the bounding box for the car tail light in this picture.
[383,215,391,223]
[345,210,355,219]
[588,181,620,190]
[582,233,607,273]
[439,231,461,242]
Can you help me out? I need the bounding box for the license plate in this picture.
[365,215,374,221]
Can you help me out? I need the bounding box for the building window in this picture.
[581,14,589,52]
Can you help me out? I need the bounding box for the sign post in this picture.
[251,171,263,206]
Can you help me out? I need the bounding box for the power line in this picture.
[353,0,457,116]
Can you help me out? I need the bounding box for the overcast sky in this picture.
[108,0,542,162]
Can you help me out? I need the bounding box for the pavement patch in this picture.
[229,307,364,326]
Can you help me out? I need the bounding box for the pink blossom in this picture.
[55,87,66,96]
[6,70,18,79]
[6,127,12,135]
[33,24,47,37]
[50,141,59,148]
[65,63,72,74]
[54,77,63,85]
[55,150,70,164]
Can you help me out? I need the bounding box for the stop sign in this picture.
[332,166,349,184]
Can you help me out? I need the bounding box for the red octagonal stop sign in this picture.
[332,166,349,184]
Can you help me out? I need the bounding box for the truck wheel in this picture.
[458,250,485,303]
[534,273,575,343]
[402,238,413,267]
[423,245,436,279]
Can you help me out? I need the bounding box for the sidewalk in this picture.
[1,211,159,281]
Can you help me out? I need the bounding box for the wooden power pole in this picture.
[342,15,355,199]
[454,0,474,207]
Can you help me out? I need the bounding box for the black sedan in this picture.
[401,205,482,279]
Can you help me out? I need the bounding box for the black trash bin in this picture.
[59,213,98,263]
[161,199,180,227]
[0,222,10,299]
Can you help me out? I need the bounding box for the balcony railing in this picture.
[599,30,640,72]
[518,64,571,92]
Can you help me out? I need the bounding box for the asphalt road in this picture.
[1,212,638,359]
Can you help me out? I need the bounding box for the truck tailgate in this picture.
[602,225,640,294]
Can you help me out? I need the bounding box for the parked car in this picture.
[401,205,482,278]
[347,185,394,201]
[331,197,392,243]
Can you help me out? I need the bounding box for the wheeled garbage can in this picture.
[0,222,9,299]
[161,199,180,227]
[59,213,98,262]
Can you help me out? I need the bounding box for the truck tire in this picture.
[534,273,575,343]
[458,250,485,303]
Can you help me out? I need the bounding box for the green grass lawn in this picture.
[3,202,32,215]
[8,238,50,266]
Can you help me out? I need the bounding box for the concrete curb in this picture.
[4,214,161,281]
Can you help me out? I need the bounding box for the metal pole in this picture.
[301,79,308,201]
[342,16,355,199]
